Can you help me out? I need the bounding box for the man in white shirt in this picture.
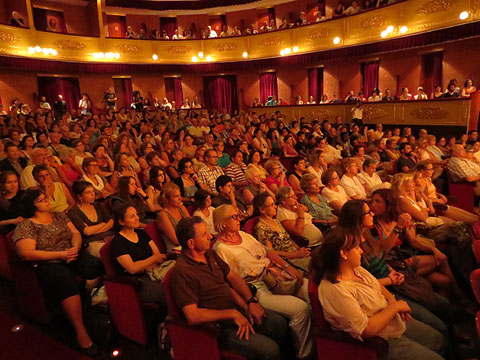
[172,29,183,39]
[207,26,217,38]
[356,158,391,196]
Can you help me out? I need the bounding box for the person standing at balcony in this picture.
[219,25,229,38]
[172,29,183,40]
[125,26,136,39]
[260,21,269,33]
[351,100,363,125]
[399,88,412,101]
[78,94,91,116]
[414,87,428,100]
[54,94,67,120]
[245,24,258,35]
[10,11,26,27]
[461,79,476,98]
[207,25,217,38]
[103,86,117,111]
[442,83,459,98]
[138,28,148,40]
[39,96,51,112]
[382,89,396,101]
[344,1,362,15]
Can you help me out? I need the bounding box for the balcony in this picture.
[0,0,478,65]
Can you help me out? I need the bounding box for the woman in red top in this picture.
[264,160,290,193]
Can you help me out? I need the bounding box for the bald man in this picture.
[448,144,480,195]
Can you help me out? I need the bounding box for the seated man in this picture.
[198,149,225,195]
[212,175,253,219]
[396,143,417,173]
[448,144,480,195]
[170,217,288,360]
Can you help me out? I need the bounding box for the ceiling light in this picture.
[198,51,204,59]
[114,52,120,59]
[28,47,35,54]
[280,49,285,56]
[399,26,408,34]
[35,46,42,53]
[459,11,469,20]
[386,25,394,33]
[206,55,212,62]
[191,56,198,62]
[51,49,57,56]
[380,30,388,38]
[284,48,291,55]
[111,349,121,358]
[292,46,299,53]
[152,54,158,60]
[242,52,248,58]
[42,48,49,55]
[105,52,114,59]
[333,37,340,45]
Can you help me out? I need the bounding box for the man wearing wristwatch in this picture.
[170,217,288,360]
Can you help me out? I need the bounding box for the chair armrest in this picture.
[166,317,220,337]
[103,275,140,288]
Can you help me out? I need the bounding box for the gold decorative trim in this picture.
[410,107,449,119]
[311,110,332,119]
[260,36,283,48]
[166,45,192,55]
[115,44,141,54]
[356,15,386,30]
[213,42,237,52]
[363,107,387,120]
[416,0,454,15]
[308,29,330,41]
[53,39,86,50]
[0,29,19,43]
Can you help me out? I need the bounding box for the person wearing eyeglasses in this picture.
[212,204,313,360]
[321,167,351,214]
[197,149,225,195]
[81,157,114,200]
[212,175,252,220]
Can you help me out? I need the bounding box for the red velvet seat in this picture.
[243,216,259,235]
[279,157,294,173]
[144,221,167,254]
[445,169,475,213]
[307,274,388,360]
[470,268,480,305]
[99,240,162,345]
[162,270,247,360]
[0,233,12,280]
[2,231,50,324]
[473,240,480,264]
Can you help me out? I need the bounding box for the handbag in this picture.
[393,271,436,308]
[261,264,301,296]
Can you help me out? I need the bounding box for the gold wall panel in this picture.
[249,99,471,127]
[0,0,477,64]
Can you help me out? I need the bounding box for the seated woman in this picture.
[276,186,322,247]
[214,140,231,168]
[156,182,190,253]
[167,148,184,180]
[111,203,166,304]
[145,166,166,213]
[312,225,446,360]
[253,192,311,272]
[306,150,327,186]
[224,150,248,189]
[321,167,351,214]
[192,189,217,236]
[0,171,24,233]
[13,189,103,355]
[192,145,207,172]
[81,157,115,200]
[110,152,141,190]
[282,135,299,158]
[212,204,313,360]
[287,157,306,196]
[386,139,400,162]
[356,158,391,197]
[173,158,203,205]
[264,160,290,194]
[92,144,114,179]
[299,173,337,232]
[68,181,114,258]
[111,176,150,227]
[33,164,75,212]
[242,167,276,205]
[416,162,479,224]
[181,134,196,159]
[72,139,93,167]
[57,148,82,189]
[339,158,367,200]
[461,79,476,98]
[247,150,268,181]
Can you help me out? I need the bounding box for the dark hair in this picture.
[32,164,49,180]
[310,227,361,284]
[194,189,210,208]
[71,180,93,201]
[362,158,376,170]
[20,189,45,218]
[371,188,400,223]
[415,160,432,171]
[321,167,338,186]
[82,157,97,172]
[292,157,305,169]
[176,216,204,249]
[338,199,368,237]
[248,150,262,163]
[5,142,18,153]
[398,142,410,153]
[149,166,165,190]
[252,192,270,216]
[92,144,106,155]
[178,158,193,174]
[117,176,134,199]
[146,151,161,164]
[215,175,232,193]
[112,201,135,230]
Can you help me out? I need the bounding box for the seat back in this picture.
[99,240,117,277]
[279,157,293,173]
[308,274,331,332]
[186,205,196,216]
[471,268,480,304]
[445,169,475,213]
[243,216,259,235]
[0,233,12,279]
[144,222,167,254]
[473,240,480,263]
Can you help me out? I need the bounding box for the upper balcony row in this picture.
[0,0,478,65]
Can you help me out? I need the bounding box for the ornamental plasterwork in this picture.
[308,29,331,41]
[416,0,454,15]
[363,107,387,120]
[0,29,19,43]
[410,107,448,119]
[311,110,332,119]
[166,45,192,55]
[260,36,283,48]
[54,39,86,50]
[115,44,141,54]
[356,15,385,30]
[213,42,237,52]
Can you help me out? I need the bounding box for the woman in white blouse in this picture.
[307,150,327,186]
[192,189,217,235]
[275,186,322,246]
[311,218,445,360]
[339,158,367,200]
[212,204,313,359]
[356,158,391,197]
[321,167,350,214]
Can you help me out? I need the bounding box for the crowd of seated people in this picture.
[1,88,480,359]
[253,79,477,107]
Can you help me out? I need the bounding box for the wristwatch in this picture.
[392,226,402,235]
[246,296,259,305]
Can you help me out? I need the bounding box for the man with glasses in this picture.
[20,146,61,189]
[198,149,224,195]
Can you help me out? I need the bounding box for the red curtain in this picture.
[160,17,177,39]
[165,77,183,109]
[123,78,133,108]
[308,67,324,103]
[37,76,80,112]
[268,8,276,22]
[107,15,126,38]
[422,52,443,95]
[33,7,66,33]
[361,61,379,99]
[318,0,326,17]
[203,75,237,114]
[260,72,278,104]
[113,78,132,109]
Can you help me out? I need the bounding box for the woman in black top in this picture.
[110,203,166,303]
[0,171,25,233]
[111,176,151,227]
[287,157,306,196]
